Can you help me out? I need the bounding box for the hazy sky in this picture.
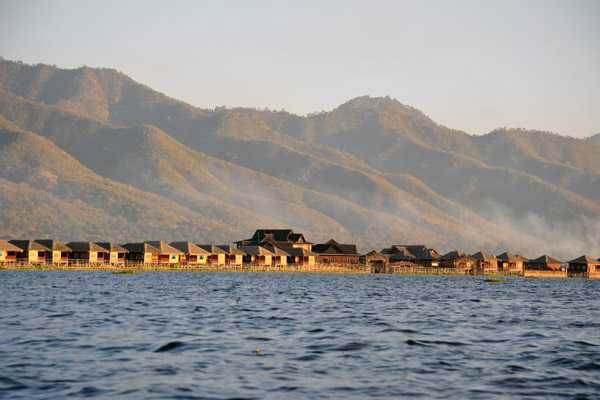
[1,0,598,138]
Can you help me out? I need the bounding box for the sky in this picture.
[0,0,598,138]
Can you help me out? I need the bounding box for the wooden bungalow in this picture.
[567,255,600,278]
[283,247,317,266]
[312,239,361,265]
[527,255,563,271]
[217,245,246,265]
[239,246,276,265]
[122,242,161,264]
[197,245,228,265]
[235,229,314,250]
[34,240,71,264]
[471,251,498,271]
[66,242,110,265]
[95,242,128,265]
[0,240,22,263]
[170,242,210,265]
[144,241,184,264]
[496,252,524,271]
[413,249,441,267]
[441,251,475,269]
[263,245,290,265]
[388,248,417,264]
[9,240,51,263]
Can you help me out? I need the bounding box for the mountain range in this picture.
[0,57,598,259]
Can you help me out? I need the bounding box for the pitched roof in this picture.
[170,242,210,255]
[95,242,128,253]
[0,239,22,252]
[197,245,228,254]
[216,245,246,255]
[471,251,497,261]
[415,249,441,260]
[122,242,161,253]
[66,242,109,252]
[283,247,317,256]
[263,245,290,256]
[235,229,313,248]
[496,252,521,262]
[529,255,562,264]
[441,250,472,260]
[9,240,51,251]
[239,246,276,256]
[388,248,417,261]
[381,245,428,255]
[145,241,184,254]
[312,239,359,255]
[568,255,600,264]
[34,240,71,252]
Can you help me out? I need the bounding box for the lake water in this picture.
[1,271,599,399]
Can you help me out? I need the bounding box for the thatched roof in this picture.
[66,242,109,253]
[471,251,497,261]
[381,245,428,255]
[239,246,276,256]
[197,245,228,254]
[529,255,562,264]
[283,247,317,257]
[9,240,51,251]
[122,242,161,253]
[0,239,23,252]
[568,255,599,264]
[217,245,246,256]
[235,229,313,249]
[416,249,441,260]
[496,252,521,262]
[95,242,128,253]
[34,239,71,252]
[145,241,184,255]
[170,242,210,255]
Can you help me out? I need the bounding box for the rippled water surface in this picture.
[1,271,599,399]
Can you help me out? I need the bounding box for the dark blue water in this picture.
[1,271,599,399]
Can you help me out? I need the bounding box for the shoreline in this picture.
[0,264,580,278]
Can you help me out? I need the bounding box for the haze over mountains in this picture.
[0,58,598,259]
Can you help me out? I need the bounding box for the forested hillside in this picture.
[1,58,598,258]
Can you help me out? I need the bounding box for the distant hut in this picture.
[217,245,246,265]
[361,250,389,273]
[528,255,563,271]
[66,242,110,265]
[388,248,417,264]
[381,245,428,256]
[441,250,475,269]
[568,255,600,277]
[145,241,184,264]
[197,245,228,265]
[34,239,71,264]
[170,242,210,265]
[0,240,22,263]
[95,242,128,265]
[9,240,51,263]
[263,245,290,265]
[413,248,441,268]
[122,242,161,264]
[312,239,360,265]
[239,246,276,265]
[496,252,524,271]
[283,247,317,266]
[471,251,498,271]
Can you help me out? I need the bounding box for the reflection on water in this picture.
[1,271,599,399]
